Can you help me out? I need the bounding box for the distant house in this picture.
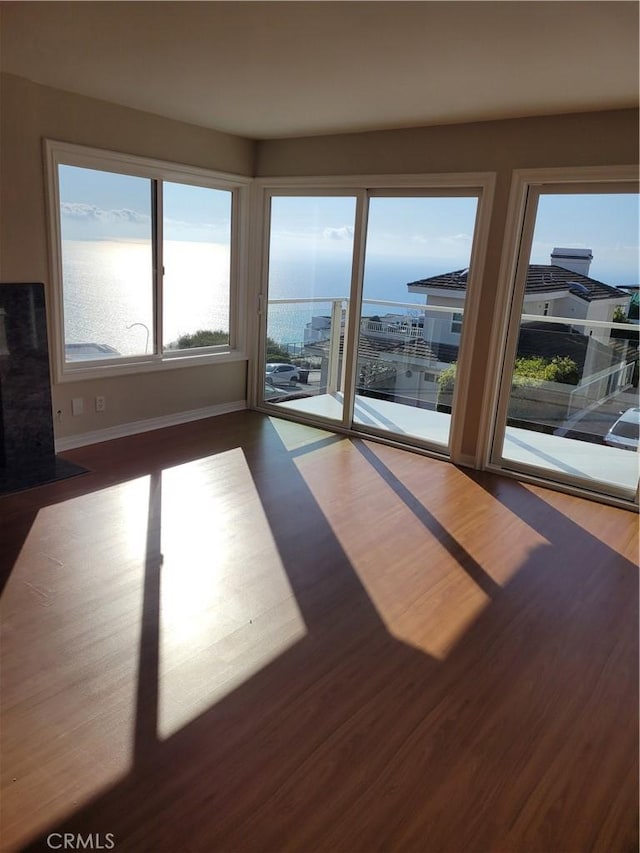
[404,248,638,405]
[407,247,630,348]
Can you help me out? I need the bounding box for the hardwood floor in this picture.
[1,411,637,852]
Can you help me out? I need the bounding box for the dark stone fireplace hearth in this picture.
[0,283,87,495]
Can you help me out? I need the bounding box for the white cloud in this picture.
[438,232,473,245]
[323,225,354,241]
[61,202,150,224]
[411,232,472,246]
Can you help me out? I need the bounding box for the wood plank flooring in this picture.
[1,411,638,852]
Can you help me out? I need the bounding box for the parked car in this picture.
[265,363,299,385]
[604,407,640,451]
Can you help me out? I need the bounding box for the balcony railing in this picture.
[268,295,637,426]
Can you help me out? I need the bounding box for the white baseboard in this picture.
[55,400,247,452]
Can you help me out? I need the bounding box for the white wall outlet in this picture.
[71,398,84,416]
[95,395,106,413]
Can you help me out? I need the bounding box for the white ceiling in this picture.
[1,1,637,140]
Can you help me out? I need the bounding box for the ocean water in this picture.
[265,254,437,346]
[62,239,231,356]
[61,240,451,354]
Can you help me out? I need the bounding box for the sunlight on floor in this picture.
[291,439,549,659]
[158,450,307,740]
[268,415,337,452]
[0,458,309,847]
[0,479,151,847]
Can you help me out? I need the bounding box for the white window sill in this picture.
[56,349,248,383]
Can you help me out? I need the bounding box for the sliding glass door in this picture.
[491,181,639,503]
[257,177,493,460]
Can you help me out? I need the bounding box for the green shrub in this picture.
[265,337,292,363]
[173,331,297,365]
[438,355,579,393]
[437,363,457,393]
[176,329,229,348]
[613,306,629,323]
[513,355,579,386]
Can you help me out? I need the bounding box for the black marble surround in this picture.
[0,283,87,494]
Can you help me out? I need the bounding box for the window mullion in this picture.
[153,179,164,356]
[341,188,369,430]
[489,185,540,469]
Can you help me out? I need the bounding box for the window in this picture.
[450,312,463,334]
[46,141,249,379]
[487,167,639,507]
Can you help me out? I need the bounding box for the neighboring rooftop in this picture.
[408,265,630,302]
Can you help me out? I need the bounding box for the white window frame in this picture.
[248,173,495,467]
[479,164,639,509]
[45,140,251,382]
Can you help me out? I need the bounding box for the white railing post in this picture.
[340,300,349,394]
[327,299,343,394]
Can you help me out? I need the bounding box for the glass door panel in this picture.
[492,191,639,500]
[261,196,357,422]
[353,195,478,449]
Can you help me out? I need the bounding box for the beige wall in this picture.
[257,109,639,458]
[51,361,247,437]
[0,73,254,440]
[256,110,638,177]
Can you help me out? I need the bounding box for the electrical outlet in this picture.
[95,395,106,413]
[71,398,84,416]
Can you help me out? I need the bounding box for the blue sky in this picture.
[269,195,479,266]
[531,194,639,285]
[58,166,231,243]
[59,167,639,285]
